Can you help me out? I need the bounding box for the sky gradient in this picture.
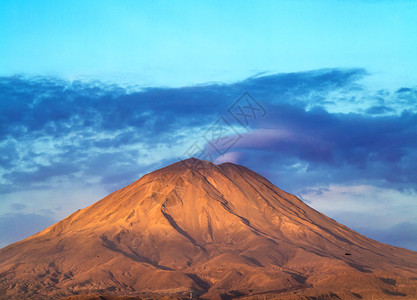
[1,0,417,87]
[1,1,416,250]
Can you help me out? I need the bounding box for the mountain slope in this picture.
[0,158,416,299]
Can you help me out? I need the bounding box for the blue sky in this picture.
[1,1,417,250]
[1,0,417,87]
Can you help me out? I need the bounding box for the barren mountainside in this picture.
[0,158,417,299]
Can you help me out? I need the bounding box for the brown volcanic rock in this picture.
[0,158,417,299]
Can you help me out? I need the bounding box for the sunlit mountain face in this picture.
[1,159,416,299]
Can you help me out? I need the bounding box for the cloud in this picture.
[298,184,417,250]
[1,69,416,196]
[356,222,417,251]
[0,69,368,193]
[1,70,416,196]
[225,104,417,193]
[365,105,395,115]
[214,151,242,164]
[10,203,26,210]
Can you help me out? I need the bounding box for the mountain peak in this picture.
[152,157,237,177]
[178,156,217,168]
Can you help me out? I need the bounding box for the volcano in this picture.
[1,158,417,299]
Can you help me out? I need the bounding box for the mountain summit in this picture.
[1,158,416,299]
